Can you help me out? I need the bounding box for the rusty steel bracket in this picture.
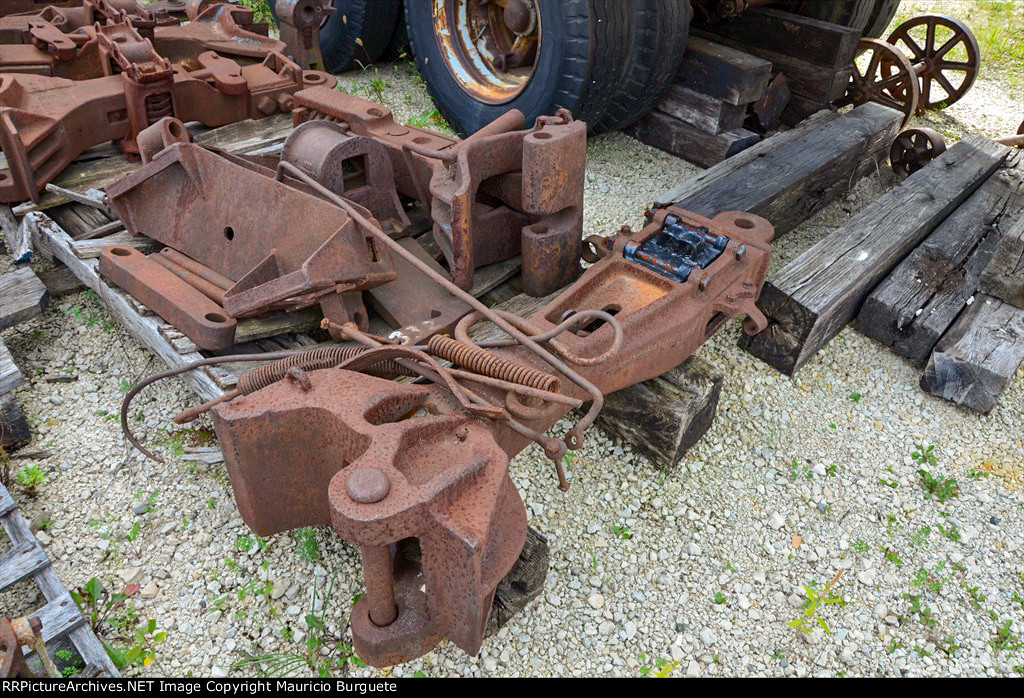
[99,245,238,350]
[0,616,43,678]
[291,87,587,296]
[105,118,396,334]
[275,0,331,71]
[207,205,774,667]
[0,51,334,203]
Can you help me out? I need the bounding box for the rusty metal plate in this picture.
[99,245,237,350]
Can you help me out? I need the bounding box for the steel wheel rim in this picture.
[432,0,542,105]
[842,38,919,128]
[890,127,945,177]
[887,15,979,113]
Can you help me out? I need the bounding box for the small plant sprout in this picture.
[637,653,679,678]
[611,524,633,541]
[788,569,848,636]
[911,443,938,467]
[918,469,959,504]
[16,464,46,495]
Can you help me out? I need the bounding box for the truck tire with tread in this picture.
[405,0,638,135]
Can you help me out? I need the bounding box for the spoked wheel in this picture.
[889,127,946,177]
[838,38,919,127]
[432,0,542,105]
[886,15,980,113]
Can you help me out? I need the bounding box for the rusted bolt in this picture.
[735,244,746,260]
[697,274,710,292]
[257,96,277,115]
[285,366,312,391]
[346,468,391,504]
[504,0,537,36]
[455,427,469,442]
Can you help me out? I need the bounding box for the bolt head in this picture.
[346,468,390,504]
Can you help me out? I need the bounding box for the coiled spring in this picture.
[237,346,417,395]
[427,334,559,393]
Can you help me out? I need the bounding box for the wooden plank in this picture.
[0,205,32,263]
[0,482,117,676]
[46,203,114,240]
[0,395,30,451]
[628,110,760,168]
[921,295,1024,413]
[741,136,1010,375]
[596,356,723,470]
[856,150,1024,365]
[0,540,49,590]
[710,8,861,69]
[677,36,772,106]
[657,84,748,135]
[27,213,220,401]
[654,103,902,236]
[0,267,48,330]
[69,231,159,259]
[0,337,24,396]
[37,266,86,296]
[695,29,853,105]
[979,216,1024,308]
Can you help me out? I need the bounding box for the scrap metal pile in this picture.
[2,1,777,670]
[107,88,775,666]
[0,0,335,203]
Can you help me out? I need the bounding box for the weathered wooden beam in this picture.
[856,150,1024,365]
[37,266,86,296]
[694,29,852,106]
[655,102,902,236]
[676,36,772,106]
[0,205,32,263]
[0,395,31,451]
[657,84,748,135]
[921,295,1024,413]
[0,267,48,330]
[979,215,1024,308]
[628,110,760,168]
[709,8,861,69]
[0,338,25,397]
[595,356,723,470]
[741,136,1010,375]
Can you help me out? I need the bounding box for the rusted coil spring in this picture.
[426,335,559,393]
[237,345,417,394]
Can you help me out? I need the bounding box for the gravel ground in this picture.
[2,49,1023,679]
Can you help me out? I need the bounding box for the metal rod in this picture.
[360,545,398,627]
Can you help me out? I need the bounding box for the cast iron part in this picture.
[274,0,332,71]
[889,127,946,177]
[104,117,395,334]
[0,48,334,203]
[0,3,282,79]
[209,205,774,667]
[291,87,586,296]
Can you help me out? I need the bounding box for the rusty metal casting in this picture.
[0,3,281,79]
[889,127,946,177]
[104,118,395,337]
[0,50,334,203]
[274,0,331,71]
[291,87,587,296]
[99,245,238,350]
[201,204,774,667]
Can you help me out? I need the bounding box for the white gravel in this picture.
[1,50,1023,679]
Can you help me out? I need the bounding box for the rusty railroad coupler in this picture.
[208,205,774,666]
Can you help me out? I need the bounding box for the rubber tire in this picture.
[270,0,402,73]
[380,2,409,61]
[405,0,633,136]
[595,0,691,132]
[797,0,901,38]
